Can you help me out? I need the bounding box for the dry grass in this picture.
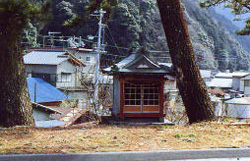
[0,122,250,154]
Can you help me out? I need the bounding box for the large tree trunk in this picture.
[0,27,34,127]
[157,0,214,123]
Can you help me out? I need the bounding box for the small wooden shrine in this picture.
[103,48,174,119]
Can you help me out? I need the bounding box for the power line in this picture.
[106,26,126,55]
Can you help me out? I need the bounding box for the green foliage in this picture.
[174,133,196,139]
[64,14,82,28]
[56,1,76,26]
[34,0,250,70]
[108,2,141,48]
[87,0,117,19]
[0,0,51,33]
[107,0,166,49]
[187,133,196,137]
[174,133,184,138]
[0,0,32,36]
[0,0,52,48]
[200,0,250,35]
[53,1,84,29]
[40,0,166,53]
[22,22,38,46]
[0,0,52,127]
[182,138,195,143]
[237,19,250,35]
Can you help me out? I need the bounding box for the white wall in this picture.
[232,77,240,91]
[241,75,250,96]
[77,52,97,65]
[56,61,83,88]
[75,52,97,74]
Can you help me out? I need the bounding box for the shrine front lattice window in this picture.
[124,82,160,106]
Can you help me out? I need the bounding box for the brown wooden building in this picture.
[103,49,174,119]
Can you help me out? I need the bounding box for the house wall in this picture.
[112,75,120,116]
[244,88,250,97]
[79,53,97,65]
[240,75,250,96]
[232,77,241,91]
[240,79,244,92]
[74,52,97,74]
[56,61,83,88]
[26,61,84,88]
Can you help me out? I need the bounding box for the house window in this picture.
[60,73,72,82]
[245,80,250,87]
[86,57,91,61]
[124,82,160,106]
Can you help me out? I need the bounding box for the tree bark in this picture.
[157,0,214,123]
[0,22,34,128]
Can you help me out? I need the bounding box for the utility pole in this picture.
[92,8,106,108]
[34,82,37,103]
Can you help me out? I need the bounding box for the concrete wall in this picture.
[66,91,88,108]
[33,108,53,121]
[226,104,250,119]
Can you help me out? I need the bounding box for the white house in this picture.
[24,49,87,102]
[209,71,249,91]
[67,48,97,74]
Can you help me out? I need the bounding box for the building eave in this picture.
[32,102,62,114]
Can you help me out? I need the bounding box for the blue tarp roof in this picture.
[27,77,70,103]
[35,120,65,128]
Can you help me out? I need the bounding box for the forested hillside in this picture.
[208,8,250,54]
[183,0,250,70]
[27,0,250,71]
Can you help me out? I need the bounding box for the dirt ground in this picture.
[0,122,250,154]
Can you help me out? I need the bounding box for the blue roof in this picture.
[35,120,65,128]
[27,78,70,103]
